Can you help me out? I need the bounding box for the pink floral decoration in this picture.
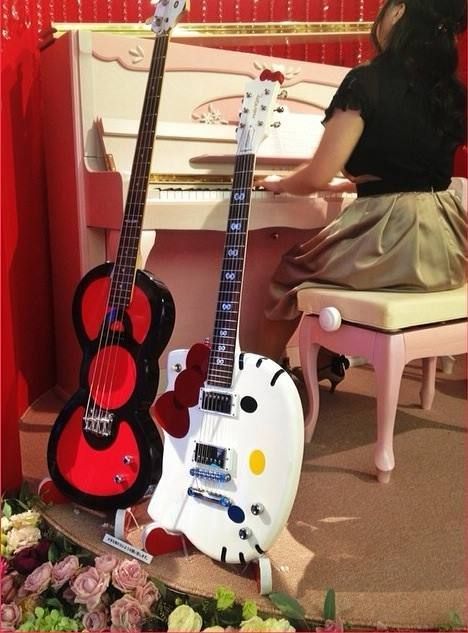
[82,607,109,631]
[0,603,22,631]
[134,580,160,615]
[112,559,148,593]
[1,572,19,602]
[52,554,80,590]
[315,618,345,633]
[22,561,53,595]
[110,594,145,632]
[70,566,110,611]
[95,554,119,574]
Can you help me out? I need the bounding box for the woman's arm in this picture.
[257,108,365,196]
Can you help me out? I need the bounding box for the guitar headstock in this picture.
[150,0,188,35]
[236,69,285,155]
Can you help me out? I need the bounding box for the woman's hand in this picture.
[256,174,285,194]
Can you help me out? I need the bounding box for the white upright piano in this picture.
[40,28,355,395]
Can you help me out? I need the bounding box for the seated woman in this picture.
[255,0,467,391]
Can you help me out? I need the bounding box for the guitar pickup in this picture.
[199,388,238,417]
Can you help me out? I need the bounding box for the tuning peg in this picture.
[271,121,281,128]
[274,106,285,113]
[279,89,288,99]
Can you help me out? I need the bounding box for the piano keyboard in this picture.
[135,186,356,232]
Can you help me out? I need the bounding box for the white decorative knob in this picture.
[319,306,342,331]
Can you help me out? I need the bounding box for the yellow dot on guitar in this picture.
[249,450,265,475]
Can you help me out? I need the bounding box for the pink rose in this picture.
[134,580,160,614]
[110,594,144,632]
[52,555,80,589]
[1,572,19,602]
[1,603,22,631]
[82,608,109,631]
[95,554,118,574]
[111,560,148,593]
[22,561,53,595]
[70,566,110,611]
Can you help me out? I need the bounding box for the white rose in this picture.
[239,617,267,632]
[167,605,203,632]
[262,618,296,632]
[1,517,11,532]
[7,526,41,553]
[9,511,40,529]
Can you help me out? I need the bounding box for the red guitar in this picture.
[47,0,187,510]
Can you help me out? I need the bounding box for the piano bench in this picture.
[296,284,467,483]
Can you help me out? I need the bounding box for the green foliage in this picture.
[438,611,463,631]
[323,588,336,621]
[2,500,13,518]
[18,607,81,631]
[242,599,258,620]
[215,585,236,611]
[269,592,306,620]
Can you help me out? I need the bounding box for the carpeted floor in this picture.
[23,355,467,630]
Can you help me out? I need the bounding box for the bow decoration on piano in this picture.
[236,69,285,155]
[151,0,189,34]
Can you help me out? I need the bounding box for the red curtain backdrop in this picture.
[1,0,466,492]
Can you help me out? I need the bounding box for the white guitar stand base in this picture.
[254,555,273,595]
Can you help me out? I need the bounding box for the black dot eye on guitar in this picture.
[46,0,187,511]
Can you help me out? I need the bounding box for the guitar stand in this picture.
[37,481,272,595]
[114,508,188,557]
[37,477,70,505]
[252,555,273,595]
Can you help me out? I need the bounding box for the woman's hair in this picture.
[371,0,466,140]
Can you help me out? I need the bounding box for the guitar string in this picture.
[203,95,261,455]
[100,33,168,421]
[203,79,278,469]
[84,30,168,439]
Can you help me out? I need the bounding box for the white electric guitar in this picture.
[147,70,304,565]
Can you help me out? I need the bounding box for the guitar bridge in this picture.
[83,409,114,437]
[199,388,238,417]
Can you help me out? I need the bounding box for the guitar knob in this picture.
[251,503,264,516]
[122,455,134,465]
[239,527,252,540]
[113,474,126,484]
[171,363,183,373]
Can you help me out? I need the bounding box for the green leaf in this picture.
[2,501,12,518]
[18,480,32,504]
[268,592,305,620]
[323,588,336,621]
[48,542,60,563]
[45,598,64,611]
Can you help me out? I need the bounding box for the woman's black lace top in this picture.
[323,57,462,196]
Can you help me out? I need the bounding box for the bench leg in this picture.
[372,334,406,483]
[299,318,321,443]
[420,357,437,409]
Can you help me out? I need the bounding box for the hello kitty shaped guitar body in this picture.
[147,71,304,565]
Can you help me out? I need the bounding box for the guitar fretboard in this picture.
[207,152,256,388]
[109,33,170,310]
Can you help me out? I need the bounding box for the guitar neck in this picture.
[206,152,256,388]
[109,33,170,309]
